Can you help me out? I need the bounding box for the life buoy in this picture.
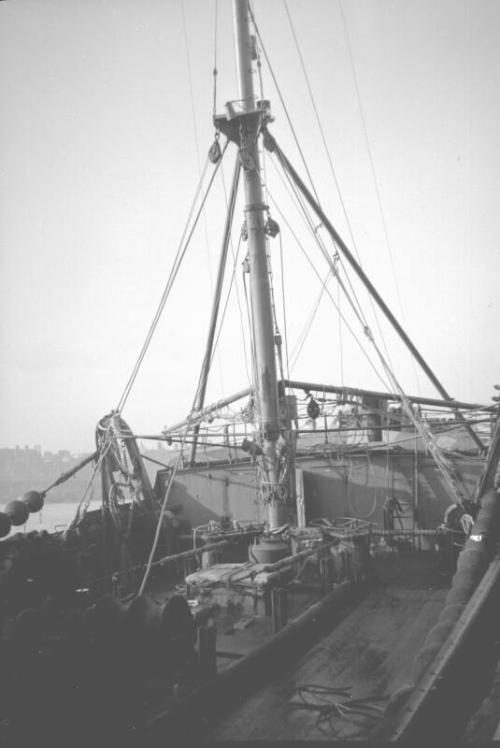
[22,491,45,513]
[5,500,29,526]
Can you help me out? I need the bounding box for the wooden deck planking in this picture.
[208,584,447,741]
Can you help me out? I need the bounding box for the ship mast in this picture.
[232,0,286,529]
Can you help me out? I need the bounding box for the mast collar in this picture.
[244,202,268,213]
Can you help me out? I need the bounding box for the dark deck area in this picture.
[206,558,448,740]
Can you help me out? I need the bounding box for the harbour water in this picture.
[0,501,91,534]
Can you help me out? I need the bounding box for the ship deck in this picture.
[145,552,450,741]
[204,564,448,740]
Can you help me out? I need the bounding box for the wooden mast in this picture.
[232,0,286,529]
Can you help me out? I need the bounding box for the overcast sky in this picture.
[1,0,499,453]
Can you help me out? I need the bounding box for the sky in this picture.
[1,0,500,453]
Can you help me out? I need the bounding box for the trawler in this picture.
[1,1,500,744]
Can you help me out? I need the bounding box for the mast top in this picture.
[233,0,257,109]
[214,1,273,142]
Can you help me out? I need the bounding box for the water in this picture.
[1,501,84,534]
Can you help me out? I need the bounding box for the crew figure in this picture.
[439,499,476,572]
[383,496,403,532]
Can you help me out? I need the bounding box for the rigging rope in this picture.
[289,267,333,371]
[181,0,203,176]
[268,132,485,452]
[138,292,241,594]
[337,281,344,387]
[137,429,189,595]
[247,2,322,207]
[207,234,245,372]
[64,442,113,533]
[267,152,373,350]
[283,0,395,374]
[265,182,394,393]
[220,167,252,384]
[252,0,394,380]
[116,142,228,413]
[138,186,274,592]
[242,268,261,411]
[329,258,471,503]
[338,0,418,389]
[182,0,222,388]
[271,128,471,503]
[278,230,290,379]
[282,0,352,246]
[266,156,343,374]
[212,0,218,115]
[369,337,470,503]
